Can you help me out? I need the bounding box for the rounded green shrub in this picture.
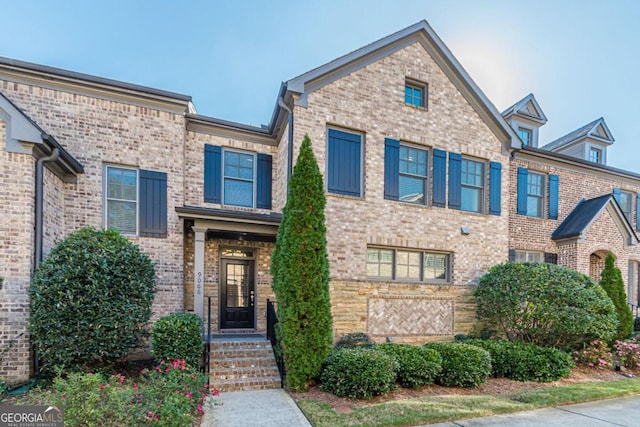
[375,343,442,388]
[151,313,203,369]
[29,227,156,372]
[334,332,376,350]
[320,348,398,398]
[465,339,574,382]
[474,262,617,349]
[423,342,491,387]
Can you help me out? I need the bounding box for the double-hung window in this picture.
[517,168,559,220]
[590,147,602,164]
[461,159,484,213]
[517,127,532,146]
[614,189,633,223]
[106,166,138,235]
[526,172,545,218]
[367,247,450,283]
[223,150,255,208]
[204,145,272,210]
[399,145,428,204]
[105,166,167,237]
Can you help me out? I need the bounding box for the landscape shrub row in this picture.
[321,335,575,398]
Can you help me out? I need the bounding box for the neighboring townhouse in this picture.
[504,95,640,307]
[1,20,638,386]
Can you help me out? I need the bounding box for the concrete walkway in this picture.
[202,388,311,427]
[428,394,640,426]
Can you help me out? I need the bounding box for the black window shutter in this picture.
[549,174,559,220]
[517,167,528,215]
[139,170,167,238]
[256,153,273,209]
[448,152,461,210]
[432,149,446,207]
[384,138,400,201]
[508,249,516,262]
[544,252,558,264]
[327,129,361,197]
[204,144,222,204]
[489,161,502,215]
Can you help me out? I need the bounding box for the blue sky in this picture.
[2,0,639,171]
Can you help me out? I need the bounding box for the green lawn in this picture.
[296,377,640,427]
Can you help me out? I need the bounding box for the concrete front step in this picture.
[209,338,282,392]
[212,376,282,392]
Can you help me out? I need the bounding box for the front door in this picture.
[220,259,255,329]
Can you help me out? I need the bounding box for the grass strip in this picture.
[296,377,640,427]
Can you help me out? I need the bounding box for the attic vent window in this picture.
[589,147,602,164]
[404,79,427,109]
[517,127,532,146]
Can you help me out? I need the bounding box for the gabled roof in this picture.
[501,93,548,125]
[542,117,614,152]
[552,194,638,245]
[285,20,520,150]
[0,91,84,180]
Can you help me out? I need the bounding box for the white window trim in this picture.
[366,246,451,284]
[222,148,257,208]
[526,171,546,218]
[461,157,485,214]
[399,142,430,206]
[103,164,139,236]
[514,250,544,263]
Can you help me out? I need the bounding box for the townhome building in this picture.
[1,20,638,386]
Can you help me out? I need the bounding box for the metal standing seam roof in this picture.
[551,195,612,240]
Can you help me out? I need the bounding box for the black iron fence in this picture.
[203,297,213,379]
[266,299,285,387]
[630,303,640,319]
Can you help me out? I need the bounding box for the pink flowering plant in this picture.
[614,337,640,369]
[21,360,220,426]
[572,340,613,369]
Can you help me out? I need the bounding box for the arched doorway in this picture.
[589,250,611,283]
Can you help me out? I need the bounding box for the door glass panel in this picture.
[226,263,249,307]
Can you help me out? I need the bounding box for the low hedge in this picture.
[151,313,203,369]
[334,332,376,350]
[320,348,397,398]
[464,339,574,382]
[423,342,491,387]
[376,343,442,388]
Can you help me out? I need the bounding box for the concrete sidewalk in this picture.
[428,394,640,426]
[202,388,311,427]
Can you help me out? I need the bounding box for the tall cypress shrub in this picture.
[270,134,333,391]
[600,252,633,340]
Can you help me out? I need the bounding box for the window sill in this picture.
[366,277,451,286]
[327,192,365,202]
[404,103,428,112]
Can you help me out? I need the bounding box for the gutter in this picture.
[34,146,60,269]
[278,97,294,184]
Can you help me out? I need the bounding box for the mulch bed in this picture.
[290,366,636,413]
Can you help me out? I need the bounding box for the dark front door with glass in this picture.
[220,259,255,329]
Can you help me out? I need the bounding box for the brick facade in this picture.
[2,21,640,385]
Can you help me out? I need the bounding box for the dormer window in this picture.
[404,79,427,108]
[589,147,602,164]
[517,127,532,146]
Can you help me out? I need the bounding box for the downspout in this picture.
[278,97,294,184]
[35,146,60,269]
